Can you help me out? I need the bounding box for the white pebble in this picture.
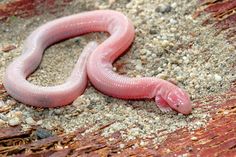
[8,117,21,126]
[191,136,198,141]
[140,140,147,146]
[214,74,222,81]
[135,64,143,70]
[169,18,177,24]
[171,2,177,8]
[157,67,163,72]
[146,50,152,56]
[6,99,16,106]
[25,117,37,125]
[0,101,5,108]
[119,143,125,149]
[151,53,157,58]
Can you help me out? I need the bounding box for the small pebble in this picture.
[169,18,177,24]
[181,154,189,157]
[8,117,21,126]
[6,99,16,106]
[146,50,152,56]
[135,64,143,70]
[151,53,157,58]
[25,117,37,125]
[155,4,172,13]
[157,73,169,80]
[0,100,5,107]
[14,111,23,120]
[54,109,63,115]
[140,140,147,146]
[0,119,6,125]
[223,111,229,115]
[191,136,198,141]
[36,128,53,139]
[37,120,43,125]
[160,40,172,48]
[214,74,222,82]
[171,2,177,8]
[0,114,8,121]
[119,143,125,149]
[149,29,158,34]
[1,44,16,52]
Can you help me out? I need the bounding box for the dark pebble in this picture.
[149,29,158,34]
[155,4,172,13]
[36,128,53,139]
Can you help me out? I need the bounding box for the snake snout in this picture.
[166,88,192,114]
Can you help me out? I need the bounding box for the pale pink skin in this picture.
[3,10,192,114]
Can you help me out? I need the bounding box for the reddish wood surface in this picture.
[0,0,71,21]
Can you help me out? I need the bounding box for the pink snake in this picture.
[3,10,192,114]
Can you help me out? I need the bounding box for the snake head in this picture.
[166,88,192,114]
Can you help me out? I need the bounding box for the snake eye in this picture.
[176,104,179,108]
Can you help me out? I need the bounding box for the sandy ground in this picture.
[0,0,236,145]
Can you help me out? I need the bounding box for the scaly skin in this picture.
[3,10,192,114]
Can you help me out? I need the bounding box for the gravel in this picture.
[0,0,235,144]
